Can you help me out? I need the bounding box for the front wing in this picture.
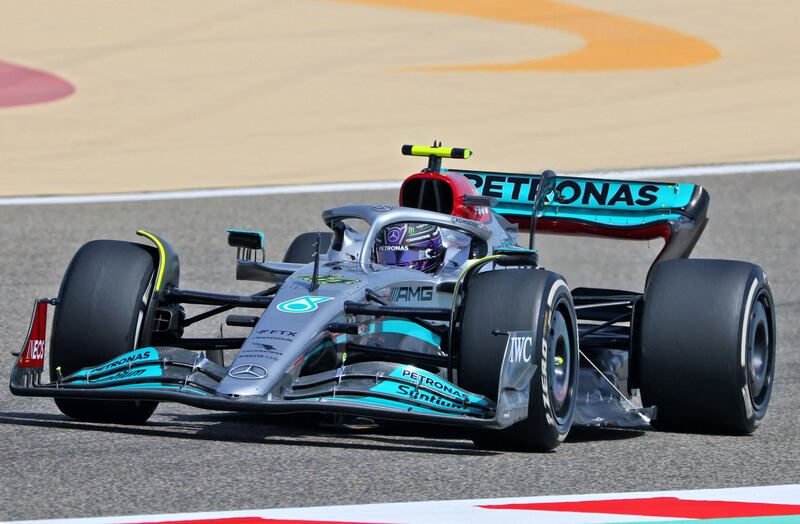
[10,303,536,429]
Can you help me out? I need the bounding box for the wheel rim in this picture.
[747,293,773,408]
[548,309,573,417]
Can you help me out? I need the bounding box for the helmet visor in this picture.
[374,247,433,267]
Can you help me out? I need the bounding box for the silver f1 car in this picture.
[11,144,776,451]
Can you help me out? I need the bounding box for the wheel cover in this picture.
[547,309,573,418]
[747,293,773,409]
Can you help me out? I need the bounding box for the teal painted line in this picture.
[369,319,441,347]
[226,229,265,248]
[67,347,160,380]
[369,381,487,416]
[448,169,695,211]
[617,516,800,524]
[109,383,210,396]
[451,169,698,226]
[495,205,685,226]
[70,362,162,385]
[386,366,488,406]
[313,395,447,415]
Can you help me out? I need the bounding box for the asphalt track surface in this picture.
[1,171,798,521]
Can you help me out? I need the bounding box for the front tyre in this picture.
[639,259,776,434]
[50,240,159,424]
[458,269,578,451]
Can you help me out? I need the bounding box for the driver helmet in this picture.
[373,223,444,273]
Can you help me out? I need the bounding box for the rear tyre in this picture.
[639,259,775,434]
[50,240,159,424]
[458,269,578,451]
[283,232,333,263]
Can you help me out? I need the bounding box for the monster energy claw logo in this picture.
[276,296,334,313]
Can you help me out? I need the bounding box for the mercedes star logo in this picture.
[386,226,405,243]
[228,364,269,380]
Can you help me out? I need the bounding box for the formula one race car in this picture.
[11,144,776,451]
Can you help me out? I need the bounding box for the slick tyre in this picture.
[639,259,775,434]
[50,240,159,424]
[283,232,333,263]
[458,269,578,451]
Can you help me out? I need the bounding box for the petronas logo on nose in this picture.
[276,296,334,313]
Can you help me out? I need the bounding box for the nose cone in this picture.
[215,262,374,398]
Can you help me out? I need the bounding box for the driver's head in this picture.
[373,223,444,273]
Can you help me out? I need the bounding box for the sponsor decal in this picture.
[450,216,479,228]
[276,296,333,313]
[370,367,487,411]
[89,368,147,383]
[18,301,48,369]
[463,173,662,208]
[228,364,268,380]
[507,335,533,363]
[393,384,468,410]
[398,368,469,399]
[244,342,283,361]
[27,340,45,361]
[389,286,433,302]
[493,238,516,250]
[385,226,404,243]
[256,329,297,338]
[295,275,360,285]
[89,348,155,374]
[377,245,409,251]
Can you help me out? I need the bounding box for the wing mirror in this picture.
[227,229,265,262]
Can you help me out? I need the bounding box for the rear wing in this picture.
[447,168,709,271]
[399,144,709,276]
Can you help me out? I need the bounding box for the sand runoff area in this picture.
[1,0,798,196]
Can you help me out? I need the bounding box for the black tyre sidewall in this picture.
[458,269,578,451]
[50,240,159,424]
[640,259,775,434]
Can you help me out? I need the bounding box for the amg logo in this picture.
[391,286,433,302]
[463,174,661,207]
[508,336,533,363]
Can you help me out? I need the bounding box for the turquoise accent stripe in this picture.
[368,319,441,347]
[448,169,697,227]
[108,383,210,396]
[312,395,449,415]
[496,206,685,226]
[226,229,265,248]
[69,365,162,385]
[67,348,161,382]
[385,366,487,405]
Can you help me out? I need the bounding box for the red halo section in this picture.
[0,61,74,108]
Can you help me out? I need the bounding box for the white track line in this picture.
[1,160,798,207]
[9,484,800,524]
